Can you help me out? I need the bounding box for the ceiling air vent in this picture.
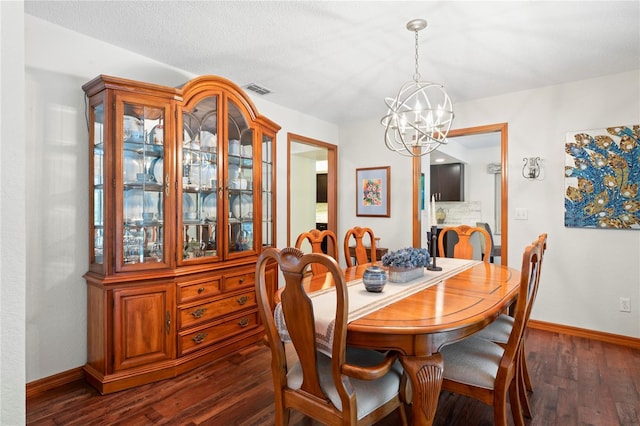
[244,83,271,95]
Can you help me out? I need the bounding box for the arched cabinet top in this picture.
[179,75,280,132]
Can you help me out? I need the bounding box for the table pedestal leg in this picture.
[399,353,444,426]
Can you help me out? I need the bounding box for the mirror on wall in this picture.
[420,123,508,265]
[287,134,338,250]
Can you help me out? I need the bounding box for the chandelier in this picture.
[381,19,454,157]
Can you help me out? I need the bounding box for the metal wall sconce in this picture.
[522,157,542,180]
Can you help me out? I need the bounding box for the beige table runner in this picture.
[275,257,480,355]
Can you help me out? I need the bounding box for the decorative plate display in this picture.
[202,193,217,221]
[189,162,216,188]
[228,164,240,181]
[183,193,196,220]
[124,189,143,222]
[231,194,253,219]
[124,152,142,183]
[229,139,241,156]
[152,158,163,183]
[201,131,217,151]
[143,191,158,217]
[123,115,144,142]
[148,125,164,145]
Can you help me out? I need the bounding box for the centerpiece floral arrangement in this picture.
[381,247,431,269]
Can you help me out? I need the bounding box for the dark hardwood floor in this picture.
[27,329,640,425]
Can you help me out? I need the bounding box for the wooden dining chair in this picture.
[438,225,492,262]
[476,222,502,263]
[473,233,548,418]
[295,229,339,275]
[438,238,543,426]
[255,247,407,426]
[343,226,377,267]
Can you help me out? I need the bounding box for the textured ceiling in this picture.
[25,1,640,125]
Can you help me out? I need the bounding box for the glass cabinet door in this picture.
[261,132,274,248]
[117,99,170,271]
[180,96,219,261]
[90,101,105,271]
[227,100,255,257]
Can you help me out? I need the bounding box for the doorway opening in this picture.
[287,134,338,254]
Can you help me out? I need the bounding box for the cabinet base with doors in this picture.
[83,75,279,394]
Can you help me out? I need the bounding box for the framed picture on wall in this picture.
[356,166,390,217]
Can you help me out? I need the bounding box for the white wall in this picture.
[466,145,501,226]
[1,3,26,425]
[290,153,317,245]
[339,121,417,251]
[341,70,640,338]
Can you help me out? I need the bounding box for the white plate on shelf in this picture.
[189,162,216,188]
[231,194,253,219]
[201,131,217,151]
[124,152,142,183]
[124,189,143,222]
[148,125,164,145]
[202,193,217,221]
[228,164,240,181]
[183,193,196,220]
[152,158,163,183]
[143,192,158,217]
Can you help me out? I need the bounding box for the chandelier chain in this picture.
[413,29,421,82]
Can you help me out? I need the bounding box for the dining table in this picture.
[275,257,521,426]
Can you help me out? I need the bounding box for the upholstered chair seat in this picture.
[441,336,504,390]
[475,315,514,344]
[287,348,404,421]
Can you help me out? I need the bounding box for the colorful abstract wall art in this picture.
[356,166,390,217]
[565,125,640,229]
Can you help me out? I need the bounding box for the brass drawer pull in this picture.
[236,296,249,305]
[190,308,207,319]
[239,278,245,284]
[192,333,208,344]
[238,318,250,328]
[198,287,205,294]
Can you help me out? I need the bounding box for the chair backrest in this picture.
[500,239,543,376]
[255,247,356,423]
[438,225,492,262]
[343,226,377,267]
[295,229,338,275]
[531,233,548,305]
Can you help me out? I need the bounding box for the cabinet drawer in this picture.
[178,278,221,304]
[223,270,255,292]
[178,311,259,356]
[178,290,256,329]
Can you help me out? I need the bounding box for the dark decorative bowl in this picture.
[363,266,387,293]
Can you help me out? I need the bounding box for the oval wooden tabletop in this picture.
[274,260,520,354]
[349,263,517,330]
[345,262,520,354]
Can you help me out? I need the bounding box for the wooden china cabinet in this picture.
[83,75,280,394]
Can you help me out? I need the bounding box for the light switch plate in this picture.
[515,208,528,220]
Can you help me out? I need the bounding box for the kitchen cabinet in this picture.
[82,75,280,394]
[430,163,465,201]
